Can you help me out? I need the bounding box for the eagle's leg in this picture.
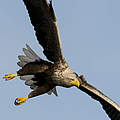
[28,84,53,98]
[14,84,54,106]
[3,74,18,80]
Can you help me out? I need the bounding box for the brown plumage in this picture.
[23,0,64,62]
[3,0,120,119]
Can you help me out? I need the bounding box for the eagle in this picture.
[3,0,120,119]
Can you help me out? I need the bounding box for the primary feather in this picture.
[23,0,64,62]
[79,80,120,120]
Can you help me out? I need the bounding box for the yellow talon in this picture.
[3,74,18,80]
[14,96,28,106]
[70,80,80,87]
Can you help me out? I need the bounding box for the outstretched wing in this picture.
[23,0,64,62]
[79,82,120,119]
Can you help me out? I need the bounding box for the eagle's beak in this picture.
[70,80,80,87]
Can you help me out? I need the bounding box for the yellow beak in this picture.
[70,80,80,87]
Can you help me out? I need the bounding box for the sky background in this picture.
[1,0,120,120]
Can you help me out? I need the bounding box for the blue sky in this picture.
[1,0,120,120]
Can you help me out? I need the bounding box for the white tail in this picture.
[47,87,58,96]
[17,44,40,67]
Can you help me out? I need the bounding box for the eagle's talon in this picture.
[14,96,28,106]
[3,74,18,80]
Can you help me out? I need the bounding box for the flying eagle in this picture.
[3,0,120,119]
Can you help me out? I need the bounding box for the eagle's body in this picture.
[16,43,80,98]
[3,0,120,119]
[18,57,78,90]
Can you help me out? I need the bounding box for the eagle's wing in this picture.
[23,0,64,63]
[79,82,120,119]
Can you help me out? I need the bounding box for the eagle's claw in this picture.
[3,74,18,80]
[14,96,28,106]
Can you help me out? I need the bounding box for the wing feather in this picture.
[23,0,64,62]
[79,82,120,119]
